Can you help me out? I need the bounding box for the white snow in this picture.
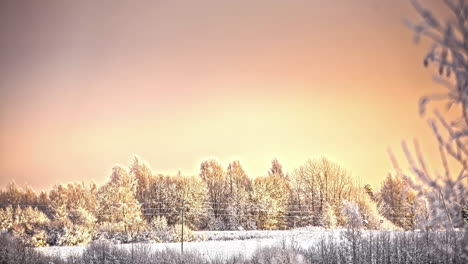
[36,228,346,260]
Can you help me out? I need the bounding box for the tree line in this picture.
[0,156,427,246]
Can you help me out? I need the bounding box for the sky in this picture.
[0,0,451,191]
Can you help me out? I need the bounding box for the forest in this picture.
[0,157,448,247]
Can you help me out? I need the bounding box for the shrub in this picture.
[148,216,172,242]
[10,222,49,247]
[172,223,194,242]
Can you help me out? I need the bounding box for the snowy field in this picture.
[37,228,347,260]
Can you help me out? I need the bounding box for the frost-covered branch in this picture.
[391,0,467,250]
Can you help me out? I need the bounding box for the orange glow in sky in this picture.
[0,0,450,191]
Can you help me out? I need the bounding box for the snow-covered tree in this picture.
[69,206,96,230]
[147,174,180,225]
[253,174,289,230]
[48,184,70,222]
[97,165,144,234]
[0,182,23,207]
[0,206,14,230]
[21,206,48,224]
[342,200,363,230]
[290,161,320,226]
[146,172,207,230]
[199,160,227,224]
[396,0,468,229]
[390,0,468,259]
[130,155,154,221]
[353,187,398,230]
[22,186,37,205]
[268,158,285,179]
[46,182,98,246]
[0,183,39,209]
[226,160,251,194]
[287,171,308,228]
[130,155,153,199]
[176,175,207,230]
[55,224,95,246]
[42,185,71,245]
[37,191,49,214]
[380,173,415,229]
[225,160,253,230]
[290,158,353,226]
[0,205,49,245]
[7,206,49,247]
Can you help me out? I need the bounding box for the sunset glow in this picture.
[0,0,448,190]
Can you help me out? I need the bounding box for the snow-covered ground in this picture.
[37,228,345,260]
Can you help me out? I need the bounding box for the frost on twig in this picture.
[392,0,467,259]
